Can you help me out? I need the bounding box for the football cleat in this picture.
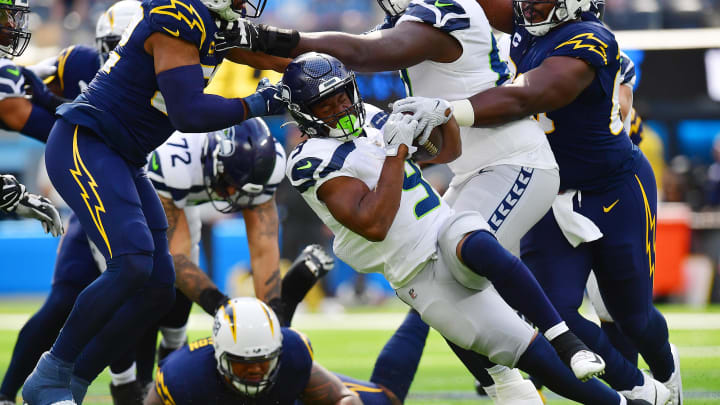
[21,352,76,405]
[620,371,671,405]
[569,350,606,381]
[662,344,682,405]
[109,381,144,405]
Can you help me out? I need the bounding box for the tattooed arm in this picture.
[161,196,225,313]
[241,198,281,303]
[300,363,361,405]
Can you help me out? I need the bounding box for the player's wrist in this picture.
[258,24,299,58]
[450,99,474,127]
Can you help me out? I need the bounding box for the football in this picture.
[412,125,443,163]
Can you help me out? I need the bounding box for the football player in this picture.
[21,0,293,400]
[280,52,650,405]
[397,0,679,404]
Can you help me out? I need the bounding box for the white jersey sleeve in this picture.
[0,59,26,101]
[364,103,389,130]
[286,127,453,288]
[146,131,207,209]
[619,50,636,88]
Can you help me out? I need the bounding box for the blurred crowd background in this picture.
[2,0,720,311]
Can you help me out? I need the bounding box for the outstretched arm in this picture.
[300,363,361,405]
[292,22,461,71]
[160,196,228,314]
[455,56,595,127]
[241,199,281,303]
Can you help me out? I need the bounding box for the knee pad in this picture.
[148,229,175,286]
[107,253,154,290]
[461,230,520,282]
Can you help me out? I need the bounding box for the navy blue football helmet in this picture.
[202,118,279,212]
[279,52,365,141]
[0,0,30,57]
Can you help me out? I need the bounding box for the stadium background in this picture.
[1,0,720,403]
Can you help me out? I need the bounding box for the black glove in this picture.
[244,77,286,118]
[21,67,70,111]
[198,287,230,316]
[0,174,26,211]
[214,19,299,58]
[14,193,64,236]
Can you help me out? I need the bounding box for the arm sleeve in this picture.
[20,104,55,143]
[156,64,248,133]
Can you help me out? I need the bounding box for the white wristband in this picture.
[450,99,475,127]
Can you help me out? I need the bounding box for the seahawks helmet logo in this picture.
[216,128,237,157]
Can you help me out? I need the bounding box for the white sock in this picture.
[544,321,569,341]
[483,383,498,400]
[109,362,136,386]
[487,365,524,385]
[160,324,188,349]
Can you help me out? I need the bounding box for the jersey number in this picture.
[168,137,191,166]
[403,161,440,219]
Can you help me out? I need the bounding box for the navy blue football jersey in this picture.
[155,329,313,405]
[509,14,637,191]
[57,0,226,166]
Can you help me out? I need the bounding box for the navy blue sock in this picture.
[620,307,674,382]
[560,309,643,391]
[601,321,638,366]
[134,326,159,385]
[460,230,562,333]
[516,336,621,405]
[73,284,175,382]
[0,283,82,399]
[444,339,495,386]
[370,309,429,402]
[51,253,154,363]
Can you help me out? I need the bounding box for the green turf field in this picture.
[0,300,718,404]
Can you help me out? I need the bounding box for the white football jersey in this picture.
[395,0,557,184]
[147,130,286,263]
[286,123,452,288]
[0,58,26,101]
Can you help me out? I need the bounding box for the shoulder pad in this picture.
[549,22,618,68]
[399,0,470,33]
[287,139,357,194]
[56,45,101,99]
[619,50,636,87]
[145,0,211,49]
[364,103,389,130]
[0,59,25,101]
[284,328,314,360]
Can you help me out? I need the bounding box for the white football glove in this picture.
[0,174,26,211]
[14,193,64,237]
[297,244,335,277]
[383,113,419,156]
[24,57,57,79]
[392,97,452,146]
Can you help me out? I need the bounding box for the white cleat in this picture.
[495,379,545,405]
[662,344,682,405]
[570,350,606,381]
[621,371,672,405]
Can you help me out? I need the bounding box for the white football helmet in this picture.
[514,0,592,36]
[201,0,266,21]
[212,297,283,396]
[95,0,141,62]
[377,0,411,17]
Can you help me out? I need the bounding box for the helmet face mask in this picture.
[213,297,283,397]
[513,0,590,36]
[201,119,279,213]
[0,0,30,58]
[280,52,366,142]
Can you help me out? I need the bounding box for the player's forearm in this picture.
[465,85,543,127]
[172,254,219,305]
[335,395,362,405]
[295,32,402,72]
